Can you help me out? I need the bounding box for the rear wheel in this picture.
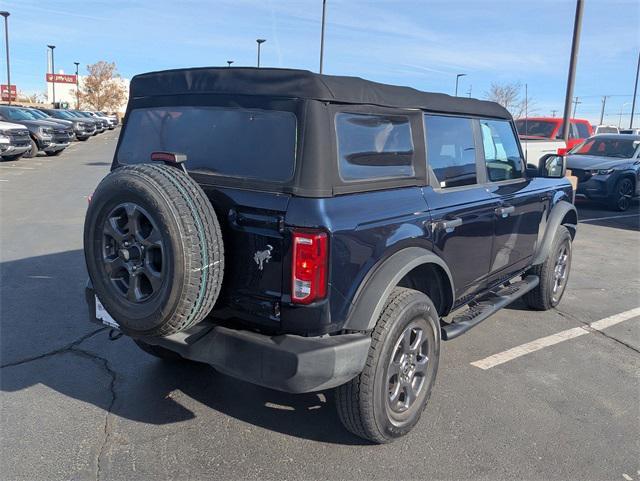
[608,177,634,211]
[1,154,23,161]
[336,287,440,443]
[46,150,63,157]
[524,225,572,310]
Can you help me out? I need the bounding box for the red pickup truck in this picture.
[515,117,593,149]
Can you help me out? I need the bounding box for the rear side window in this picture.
[575,121,591,138]
[335,113,414,181]
[480,119,523,182]
[424,115,477,188]
[117,106,296,182]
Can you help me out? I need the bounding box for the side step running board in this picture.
[441,275,540,341]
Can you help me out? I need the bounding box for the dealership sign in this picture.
[46,73,77,84]
[1,84,17,101]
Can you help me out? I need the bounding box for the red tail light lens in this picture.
[291,230,328,304]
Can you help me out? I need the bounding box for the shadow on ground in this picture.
[0,250,365,445]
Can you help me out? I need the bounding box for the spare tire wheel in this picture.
[84,164,224,337]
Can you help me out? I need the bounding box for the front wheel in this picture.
[608,177,634,211]
[46,150,63,157]
[524,225,572,310]
[335,287,440,443]
[23,139,38,158]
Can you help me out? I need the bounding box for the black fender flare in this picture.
[342,247,455,332]
[531,200,577,265]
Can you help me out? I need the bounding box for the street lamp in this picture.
[74,61,80,110]
[227,60,234,67]
[256,38,266,68]
[47,44,56,107]
[455,73,466,97]
[319,0,327,74]
[0,11,11,105]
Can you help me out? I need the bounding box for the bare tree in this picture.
[484,82,534,119]
[77,61,127,111]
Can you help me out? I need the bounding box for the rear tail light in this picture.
[291,230,328,304]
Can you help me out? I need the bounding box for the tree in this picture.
[484,82,534,119]
[78,61,127,111]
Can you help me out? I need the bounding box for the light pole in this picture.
[561,0,584,144]
[572,96,581,118]
[455,73,466,97]
[74,61,80,110]
[256,39,266,68]
[226,60,234,67]
[599,95,609,125]
[47,44,56,107]
[630,51,639,129]
[319,0,327,74]
[0,11,11,105]
[618,102,631,128]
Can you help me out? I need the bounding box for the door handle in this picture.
[495,205,515,218]
[436,217,463,233]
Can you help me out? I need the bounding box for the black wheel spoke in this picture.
[141,267,162,292]
[126,274,142,302]
[141,226,163,248]
[104,218,126,243]
[104,256,126,276]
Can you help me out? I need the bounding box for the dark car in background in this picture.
[37,108,96,140]
[0,106,72,157]
[69,110,107,133]
[567,134,640,211]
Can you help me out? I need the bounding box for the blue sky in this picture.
[2,0,639,125]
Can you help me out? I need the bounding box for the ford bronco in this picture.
[84,67,577,443]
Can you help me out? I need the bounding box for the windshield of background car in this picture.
[117,106,297,182]
[1,108,32,121]
[515,120,557,138]
[570,138,639,158]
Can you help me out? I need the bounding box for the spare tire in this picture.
[84,163,224,337]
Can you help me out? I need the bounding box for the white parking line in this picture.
[470,307,640,370]
[580,213,639,223]
[0,165,34,170]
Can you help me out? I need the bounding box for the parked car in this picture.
[83,110,117,129]
[19,108,76,140]
[65,110,105,134]
[0,106,72,157]
[0,120,32,161]
[38,108,97,140]
[84,68,576,444]
[566,134,640,211]
[515,117,592,166]
[619,128,640,135]
[593,125,619,135]
[76,111,109,132]
[97,111,119,126]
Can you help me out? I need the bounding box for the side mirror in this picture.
[538,154,566,178]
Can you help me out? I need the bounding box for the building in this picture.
[46,70,129,113]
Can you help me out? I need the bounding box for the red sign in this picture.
[46,73,77,84]
[1,84,16,101]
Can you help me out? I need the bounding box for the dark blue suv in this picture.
[84,68,577,443]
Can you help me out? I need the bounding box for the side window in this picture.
[480,119,523,182]
[424,115,477,188]
[335,113,414,181]
[575,122,590,138]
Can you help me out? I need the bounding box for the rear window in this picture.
[515,120,557,138]
[335,113,414,181]
[117,106,296,182]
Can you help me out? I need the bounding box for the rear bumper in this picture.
[85,283,370,393]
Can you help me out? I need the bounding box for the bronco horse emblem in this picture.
[254,245,273,271]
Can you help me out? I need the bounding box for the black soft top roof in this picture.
[129,67,511,119]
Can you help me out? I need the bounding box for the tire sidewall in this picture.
[547,228,572,308]
[371,295,440,440]
[84,170,186,334]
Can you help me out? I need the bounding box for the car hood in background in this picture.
[0,120,29,130]
[566,154,633,170]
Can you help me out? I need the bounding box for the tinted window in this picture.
[570,138,638,158]
[480,119,523,182]
[515,119,557,138]
[117,106,296,182]
[424,115,477,188]
[336,113,414,181]
[576,122,591,137]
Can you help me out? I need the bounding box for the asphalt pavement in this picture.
[1,132,639,481]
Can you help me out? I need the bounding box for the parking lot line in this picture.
[0,165,35,170]
[580,213,639,223]
[470,307,640,370]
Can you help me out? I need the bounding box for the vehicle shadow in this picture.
[575,199,639,232]
[0,249,366,445]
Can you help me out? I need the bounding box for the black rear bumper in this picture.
[86,283,370,393]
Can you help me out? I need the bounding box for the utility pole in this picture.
[466,85,472,98]
[572,96,581,118]
[551,110,558,117]
[226,60,234,67]
[599,95,609,125]
[631,51,639,128]
[0,12,11,105]
[561,0,584,144]
[319,0,327,74]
